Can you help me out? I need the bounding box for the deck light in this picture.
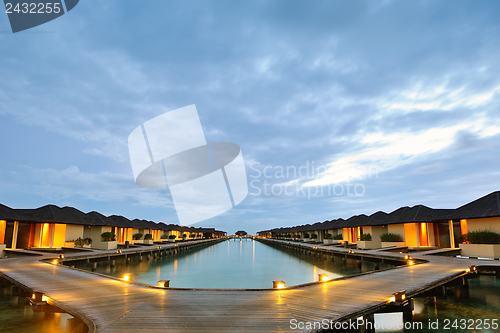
[466,265,477,273]
[122,273,132,282]
[117,250,122,254]
[157,246,161,249]
[393,290,406,303]
[404,255,409,260]
[52,259,59,265]
[31,291,44,302]
[158,280,170,288]
[348,250,354,254]
[318,274,329,282]
[273,281,285,289]
[408,260,414,266]
[313,246,318,250]
[59,254,65,260]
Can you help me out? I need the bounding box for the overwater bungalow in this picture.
[258,190,500,251]
[0,203,226,253]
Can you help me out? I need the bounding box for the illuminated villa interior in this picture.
[258,191,500,250]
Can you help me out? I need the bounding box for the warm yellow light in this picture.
[158,280,170,288]
[122,273,132,281]
[388,296,396,303]
[59,254,65,259]
[401,294,406,300]
[117,249,122,254]
[52,259,59,265]
[32,293,36,300]
[318,274,329,282]
[408,260,414,266]
[348,250,354,254]
[466,268,470,273]
[42,296,48,302]
[404,255,409,260]
[273,280,286,289]
[313,246,318,250]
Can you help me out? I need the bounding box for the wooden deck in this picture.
[1,239,499,333]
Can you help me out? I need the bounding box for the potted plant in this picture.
[380,233,405,248]
[168,235,177,242]
[95,232,118,250]
[323,233,333,244]
[141,233,154,244]
[357,233,380,249]
[132,233,143,241]
[459,230,500,258]
[311,234,318,240]
[83,237,92,248]
[303,233,310,241]
[332,234,343,243]
[161,234,168,240]
[182,233,187,241]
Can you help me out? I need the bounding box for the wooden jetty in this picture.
[1,239,499,333]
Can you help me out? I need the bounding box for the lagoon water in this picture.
[76,239,393,289]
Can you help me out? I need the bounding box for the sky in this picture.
[1,1,500,235]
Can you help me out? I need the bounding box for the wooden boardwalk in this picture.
[1,239,499,333]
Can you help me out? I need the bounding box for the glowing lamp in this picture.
[404,255,409,260]
[122,273,132,282]
[158,280,170,288]
[467,265,477,273]
[313,246,318,250]
[117,250,122,254]
[393,290,406,303]
[32,291,44,302]
[52,259,59,265]
[408,260,414,266]
[59,254,65,260]
[157,246,161,249]
[318,274,329,282]
[273,280,285,289]
[348,250,354,254]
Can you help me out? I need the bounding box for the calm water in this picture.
[74,239,394,288]
[0,285,79,333]
[405,275,500,332]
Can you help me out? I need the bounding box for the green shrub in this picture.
[169,235,177,239]
[359,233,372,241]
[144,233,153,240]
[380,233,403,242]
[460,230,500,244]
[84,237,92,245]
[292,234,300,239]
[324,233,332,239]
[311,234,318,239]
[160,234,168,239]
[132,233,143,240]
[333,234,343,240]
[101,232,116,242]
[303,233,310,239]
[182,233,187,238]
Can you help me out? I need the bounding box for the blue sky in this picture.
[1,1,500,235]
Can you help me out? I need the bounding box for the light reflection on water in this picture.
[0,286,78,333]
[405,275,500,333]
[75,239,393,289]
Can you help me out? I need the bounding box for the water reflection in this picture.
[405,275,500,332]
[0,286,81,333]
[75,240,394,289]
